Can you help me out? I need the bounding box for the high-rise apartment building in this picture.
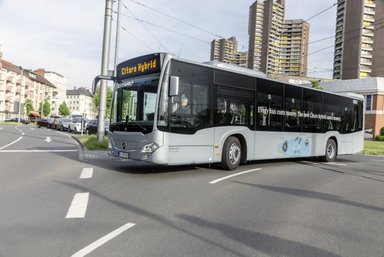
[248,0,285,74]
[281,19,310,76]
[248,0,309,76]
[210,37,247,67]
[333,0,384,79]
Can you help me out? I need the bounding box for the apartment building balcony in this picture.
[364,1,375,8]
[360,65,372,72]
[5,95,14,102]
[5,85,14,92]
[363,15,375,22]
[6,76,16,84]
[0,73,7,81]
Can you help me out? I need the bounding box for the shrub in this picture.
[380,127,384,136]
[375,135,384,141]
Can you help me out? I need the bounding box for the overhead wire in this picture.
[126,0,224,39]
[117,12,211,45]
[120,2,170,52]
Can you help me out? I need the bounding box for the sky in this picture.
[0,0,337,88]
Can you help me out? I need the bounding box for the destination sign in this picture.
[117,54,161,81]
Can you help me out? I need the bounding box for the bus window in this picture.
[167,60,212,134]
[215,86,254,127]
[323,94,342,132]
[284,85,302,132]
[303,89,322,133]
[256,79,283,131]
[215,69,255,90]
[356,100,363,131]
[341,98,355,133]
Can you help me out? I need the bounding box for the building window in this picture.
[366,95,372,111]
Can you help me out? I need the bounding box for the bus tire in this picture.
[222,136,242,170]
[322,138,337,162]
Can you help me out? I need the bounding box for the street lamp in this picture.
[17,67,24,123]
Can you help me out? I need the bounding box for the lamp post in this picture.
[97,0,113,142]
[17,67,24,123]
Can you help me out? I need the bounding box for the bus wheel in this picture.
[322,138,337,162]
[222,136,241,170]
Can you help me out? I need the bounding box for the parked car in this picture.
[37,118,48,128]
[58,118,71,131]
[51,118,61,130]
[46,118,55,128]
[5,117,30,124]
[84,119,110,135]
[68,117,88,133]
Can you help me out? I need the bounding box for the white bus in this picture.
[104,53,364,170]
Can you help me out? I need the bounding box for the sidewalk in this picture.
[82,150,116,160]
[72,135,116,160]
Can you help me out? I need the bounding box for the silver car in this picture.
[68,117,88,133]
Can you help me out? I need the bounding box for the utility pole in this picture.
[114,0,122,76]
[97,0,113,142]
[17,67,24,123]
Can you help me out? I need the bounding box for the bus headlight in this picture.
[142,143,159,153]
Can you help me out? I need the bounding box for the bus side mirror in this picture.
[169,76,179,96]
[92,75,116,94]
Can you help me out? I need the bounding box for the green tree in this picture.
[24,99,34,115]
[93,86,113,118]
[59,101,71,116]
[311,80,323,90]
[42,100,51,117]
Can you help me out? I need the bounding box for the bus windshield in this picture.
[111,76,159,133]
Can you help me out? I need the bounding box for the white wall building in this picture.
[36,69,67,116]
[66,87,96,119]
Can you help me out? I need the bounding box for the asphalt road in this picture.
[0,124,384,257]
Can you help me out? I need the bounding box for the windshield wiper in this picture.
[126,115,147,132]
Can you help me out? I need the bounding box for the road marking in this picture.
[71,222,136,257]
[80,168,93,179]
[0,136,23,150]
[30,128,35,131]
[21,132,25,136]
[323,162,347,166]
[65,193,89,219]
[0,149,78,153]
[209,168,262,184]
[45,136,52,143]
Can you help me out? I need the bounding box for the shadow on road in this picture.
[233,182,384,213]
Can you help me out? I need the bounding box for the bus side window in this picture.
[303,89,322,133]
[256,79,283,131]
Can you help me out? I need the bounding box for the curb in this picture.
[71,135,85,161]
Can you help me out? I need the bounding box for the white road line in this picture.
[323,162,347,166]
[209,168,262,184]
[0,149,78,153]
[80,168,93,179]
[65,193,89,219]
[0,136,23,150]
[71,222,136,257]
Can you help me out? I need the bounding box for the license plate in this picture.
[119,152,129,158]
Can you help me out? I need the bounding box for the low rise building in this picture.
[66,87,96,119]
[321,77,384,137]
[0,52,55,121]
